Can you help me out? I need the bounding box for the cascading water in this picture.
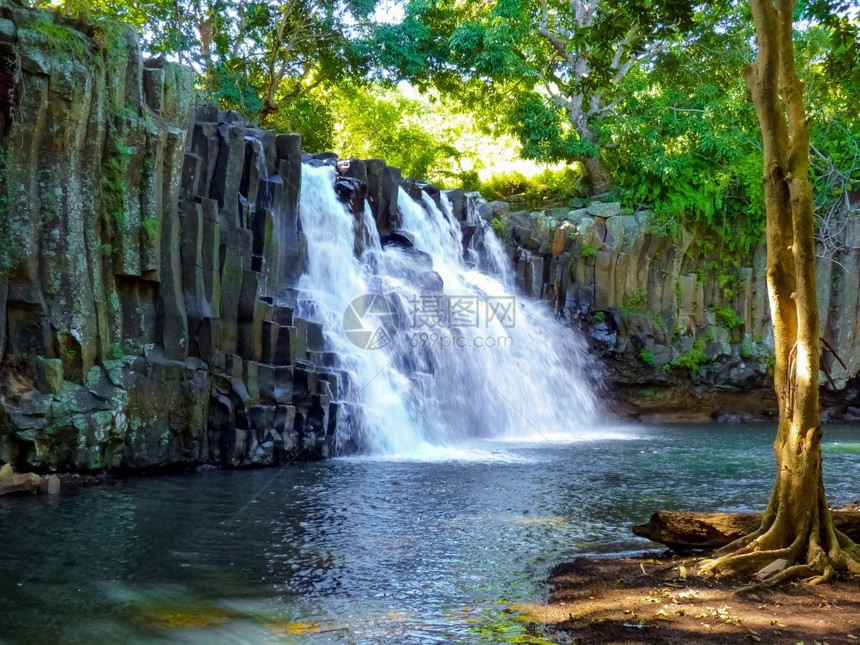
[296,164,598,457]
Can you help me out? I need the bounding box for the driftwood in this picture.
[633,510,860,551]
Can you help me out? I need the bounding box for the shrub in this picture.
[619,290,648,314]
[489,217,508,240]
[663,338,710,372]
[580,243,597,258]
[477,167,584,210]
[715,306,743,329]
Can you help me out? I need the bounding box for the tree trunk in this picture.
[698,0,860,586]
[574,120,613,195]
[582,155,613,196]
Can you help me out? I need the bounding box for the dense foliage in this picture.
[372,0,697,193]
[31,0,860,245]
[49,0,383,128]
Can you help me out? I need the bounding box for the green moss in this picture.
[594,311,606,322]
[464,605,555,644]
[116,105,156,132]
[101,132,132,230]
[535,215,558,239]
[141,216,161,240]
[741,341,754,359]
[619,290,648,314]
[639,348,656,365]
[110,343,125,361]
[663,338,710,372]
[31,20,90,60]
[490,217,509,240]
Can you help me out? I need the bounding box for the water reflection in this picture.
[0,424,857,643]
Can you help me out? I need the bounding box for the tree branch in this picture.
[570,0,599,28]
[612,39,665,85]
[589,95,623,117]
[539,0,576,67]
[610,24,639,71]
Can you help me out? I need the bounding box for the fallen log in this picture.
[633,510,860,551]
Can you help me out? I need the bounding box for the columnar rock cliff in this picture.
[0,5,418,470]
[482,196,860,421]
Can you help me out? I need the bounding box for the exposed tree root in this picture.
[697,502,860,589]
[737,564,815,593]
[697,472,860,589]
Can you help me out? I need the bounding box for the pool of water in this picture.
[1,424,858,644]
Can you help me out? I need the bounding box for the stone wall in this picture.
[482,196,860,422]
[0,5,420,471]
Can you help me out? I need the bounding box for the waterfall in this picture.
[296,165,598,457]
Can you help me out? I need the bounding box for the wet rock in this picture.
[35,357,63,395]
[0,472,40,496]
[381,230,415,249]
[445,189,466,222]
[43,474,61,495]
[0,18,16,43]
[478,200,510,222]
[591,322,617,346]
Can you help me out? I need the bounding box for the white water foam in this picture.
[296,165,600,459]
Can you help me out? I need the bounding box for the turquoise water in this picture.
[1,424,857,644]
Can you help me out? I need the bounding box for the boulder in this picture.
[381,230,415,249]
[586,201,621,218]
[477,200,510,222]
[0,472,41,496]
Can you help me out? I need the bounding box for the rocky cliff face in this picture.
[482,196,860,422]
[0,6,421,471]
[2,6,857,473]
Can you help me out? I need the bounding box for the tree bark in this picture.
[582,155,613,195]
[576,121,612,195]
[698,0,860,585]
